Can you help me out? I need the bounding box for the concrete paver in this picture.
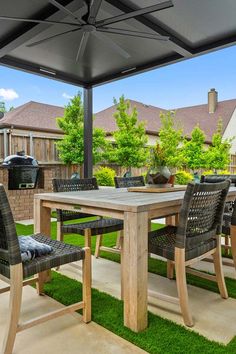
[0,281,147,354]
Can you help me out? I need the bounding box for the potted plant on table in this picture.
[147,111,183,186]
[147,143,172,185]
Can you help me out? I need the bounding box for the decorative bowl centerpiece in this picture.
[146,143,175,187]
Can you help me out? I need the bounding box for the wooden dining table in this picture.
[34,186,236,332]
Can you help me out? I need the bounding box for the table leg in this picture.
[123,210,148,332]
[34,199,51,283]
[34,199,51,236]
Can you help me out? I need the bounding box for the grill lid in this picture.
[3,154,38,166]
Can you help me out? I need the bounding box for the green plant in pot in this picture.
[147,111,183,186]
[147,143,172,185]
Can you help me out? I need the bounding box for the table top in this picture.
[35,186,236,213]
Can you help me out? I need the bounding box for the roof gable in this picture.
[0,101,64,133]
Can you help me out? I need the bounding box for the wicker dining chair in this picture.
[108,176,146,253]
[52,178,124,258]
[0,184,91,354]
[148,180,230,327]
[201,175,236,259]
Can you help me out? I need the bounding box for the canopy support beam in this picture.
[83,87,93,178]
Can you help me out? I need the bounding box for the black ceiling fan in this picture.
[0,0,173,61]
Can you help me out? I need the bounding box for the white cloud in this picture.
[0,88,19,101]
[62,92,73,99]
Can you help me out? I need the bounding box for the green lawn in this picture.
[16,221,236,354]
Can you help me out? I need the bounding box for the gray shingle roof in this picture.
[1,98,235,141]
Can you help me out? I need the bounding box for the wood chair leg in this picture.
[36,272,45,295]
[94,235,103,258]
[56,222,63,271]
[115,231,122,249]
[57,221,63,242]
[119,231,124,300]
[175,248,193,327]
[84,229,92,249]
[2,264,23,354]
[167,260,174,279]
[82,247,91,323]
[230,225,236,270]
[213,238,228,299]
[224,235,230,256]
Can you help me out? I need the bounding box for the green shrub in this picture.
[218,170,231,175]
[175,170,193,185]
[203,170,214,175]
[94,167,116,186]
[203,170,231,175]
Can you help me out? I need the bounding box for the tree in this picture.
[0,102,6,113]
[56,93,108,165]
[158,110,183,169]
[182,125,207,171]
[111,96,149,171]
[0,102,14,113]
[205,119,233,171]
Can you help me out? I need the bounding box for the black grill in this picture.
[3,154,39,190]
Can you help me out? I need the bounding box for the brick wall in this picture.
[0,164,78,221]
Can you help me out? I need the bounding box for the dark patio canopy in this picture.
[1,0,236,176]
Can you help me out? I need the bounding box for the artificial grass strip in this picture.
[15,221,236,299]
[44,271,236,354]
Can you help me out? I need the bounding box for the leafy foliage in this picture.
[218,170,231,175]
[157,111,183,168]
[203,170,214,175]
[175,170,193,185]
[205,119,233,171]
[94,167,116,186]
[56,93,108,165]
[111,96,149,169]
[182,125,207,171]
[0,101,14,113]
[0,101,6,113]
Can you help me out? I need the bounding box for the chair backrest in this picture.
[176,180,230,249]
[0,184,21,265]
[201,174,236,186]
[52,178,98,222]
[114,176,145,188]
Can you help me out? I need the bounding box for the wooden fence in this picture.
[0,129,236,175]
[0,129,61,163]
[230,154,236,173]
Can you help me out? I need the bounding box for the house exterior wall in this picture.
[223,108,236,154]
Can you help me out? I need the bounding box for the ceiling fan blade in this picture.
[96,0,173,27]
[88,0,103,24]
[93,31,130,59]
[27,28,80,47]
[99,27,169,41]
[0,15,79,27]
[49,0,84,24]
[76,32,90,62]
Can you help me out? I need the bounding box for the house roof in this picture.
[1,97,236,141]
[0,101,64,133]
[94,98,236,142]
[94,99,165,134]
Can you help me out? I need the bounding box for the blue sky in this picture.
[0,45,236,113]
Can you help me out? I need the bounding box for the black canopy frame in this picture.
[0,0,236,177]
